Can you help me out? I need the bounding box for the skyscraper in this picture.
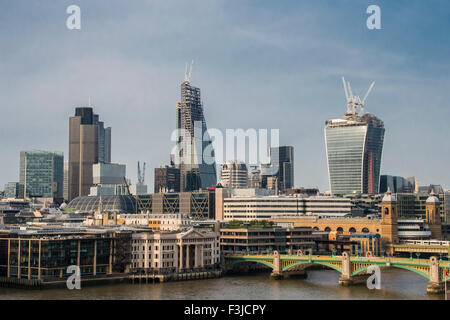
[325,78,385,195]
[269,146,294,191]
[220,160,248,189]
[68,107,111,201]
[19,151,64,199]
[174,66,217,191]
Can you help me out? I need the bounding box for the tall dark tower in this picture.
[68,105,111,201]
[174,63,217,191]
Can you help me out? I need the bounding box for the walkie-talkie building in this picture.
[174,67,217,191]
[325,78,385,195]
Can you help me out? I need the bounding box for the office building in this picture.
[3,182,21,199]
[154,164,180,193]
[325,79,384,195]
[174,72,217,192]
[269,146,294,191]
[0,226,133,280]
[325,112,384,195]
[220,224,322,255]
[220,160,248,189]
[380,175,415,193]
[220,194,355,222]
[68,107,111,202]
[19,151,64,199]
[136,190,216,220]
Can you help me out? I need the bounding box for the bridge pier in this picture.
[337,252,371,286]
[427,257,444,294]
[270,251,283,280]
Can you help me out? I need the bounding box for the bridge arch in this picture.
[352,263,430,280]
[226,259,274,270]
[282,261,342,273]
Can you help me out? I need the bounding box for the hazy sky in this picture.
[1,0,449,192]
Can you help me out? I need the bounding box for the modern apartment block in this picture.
[68,107,111,201]
[220,160,248,189]
[19,151,64,199]
[174,76,217,192]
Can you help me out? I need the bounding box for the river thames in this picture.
[0,269,443,300]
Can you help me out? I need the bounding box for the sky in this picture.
[0,0,449,192]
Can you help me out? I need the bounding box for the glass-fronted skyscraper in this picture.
[325,112,384,195]
[19,151,64,199]
[174,79,217,191]
[269,146,294,191]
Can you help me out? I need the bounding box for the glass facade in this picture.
[0,236,119,280]
[175,81,217,191]
[269,146,294,190]
[19,151,64,199]
[325,113,384,195]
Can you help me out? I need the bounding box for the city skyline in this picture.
[1,1,450,193]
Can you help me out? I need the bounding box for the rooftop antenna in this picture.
[88,96,92,107]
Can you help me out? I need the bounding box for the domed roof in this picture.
[382,187,396,202]
[67,195,136,213]
[426,190,440,204]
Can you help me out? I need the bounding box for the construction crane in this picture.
[137,161,146,185]
[342,77,375,115]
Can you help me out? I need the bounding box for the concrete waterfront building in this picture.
[325,78,385,195]
[174,65,217,192]
[19,151,64,200]
[130,228,220,274]
[220,160,248,189]
[220,224,323,255]
[68,106,111,202]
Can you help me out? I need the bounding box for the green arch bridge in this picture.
[224,252,450,294]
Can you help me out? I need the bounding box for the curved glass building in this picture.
[67,195,136,213]
[325,112,384,195]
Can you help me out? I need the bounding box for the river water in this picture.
[0,269,443,300]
